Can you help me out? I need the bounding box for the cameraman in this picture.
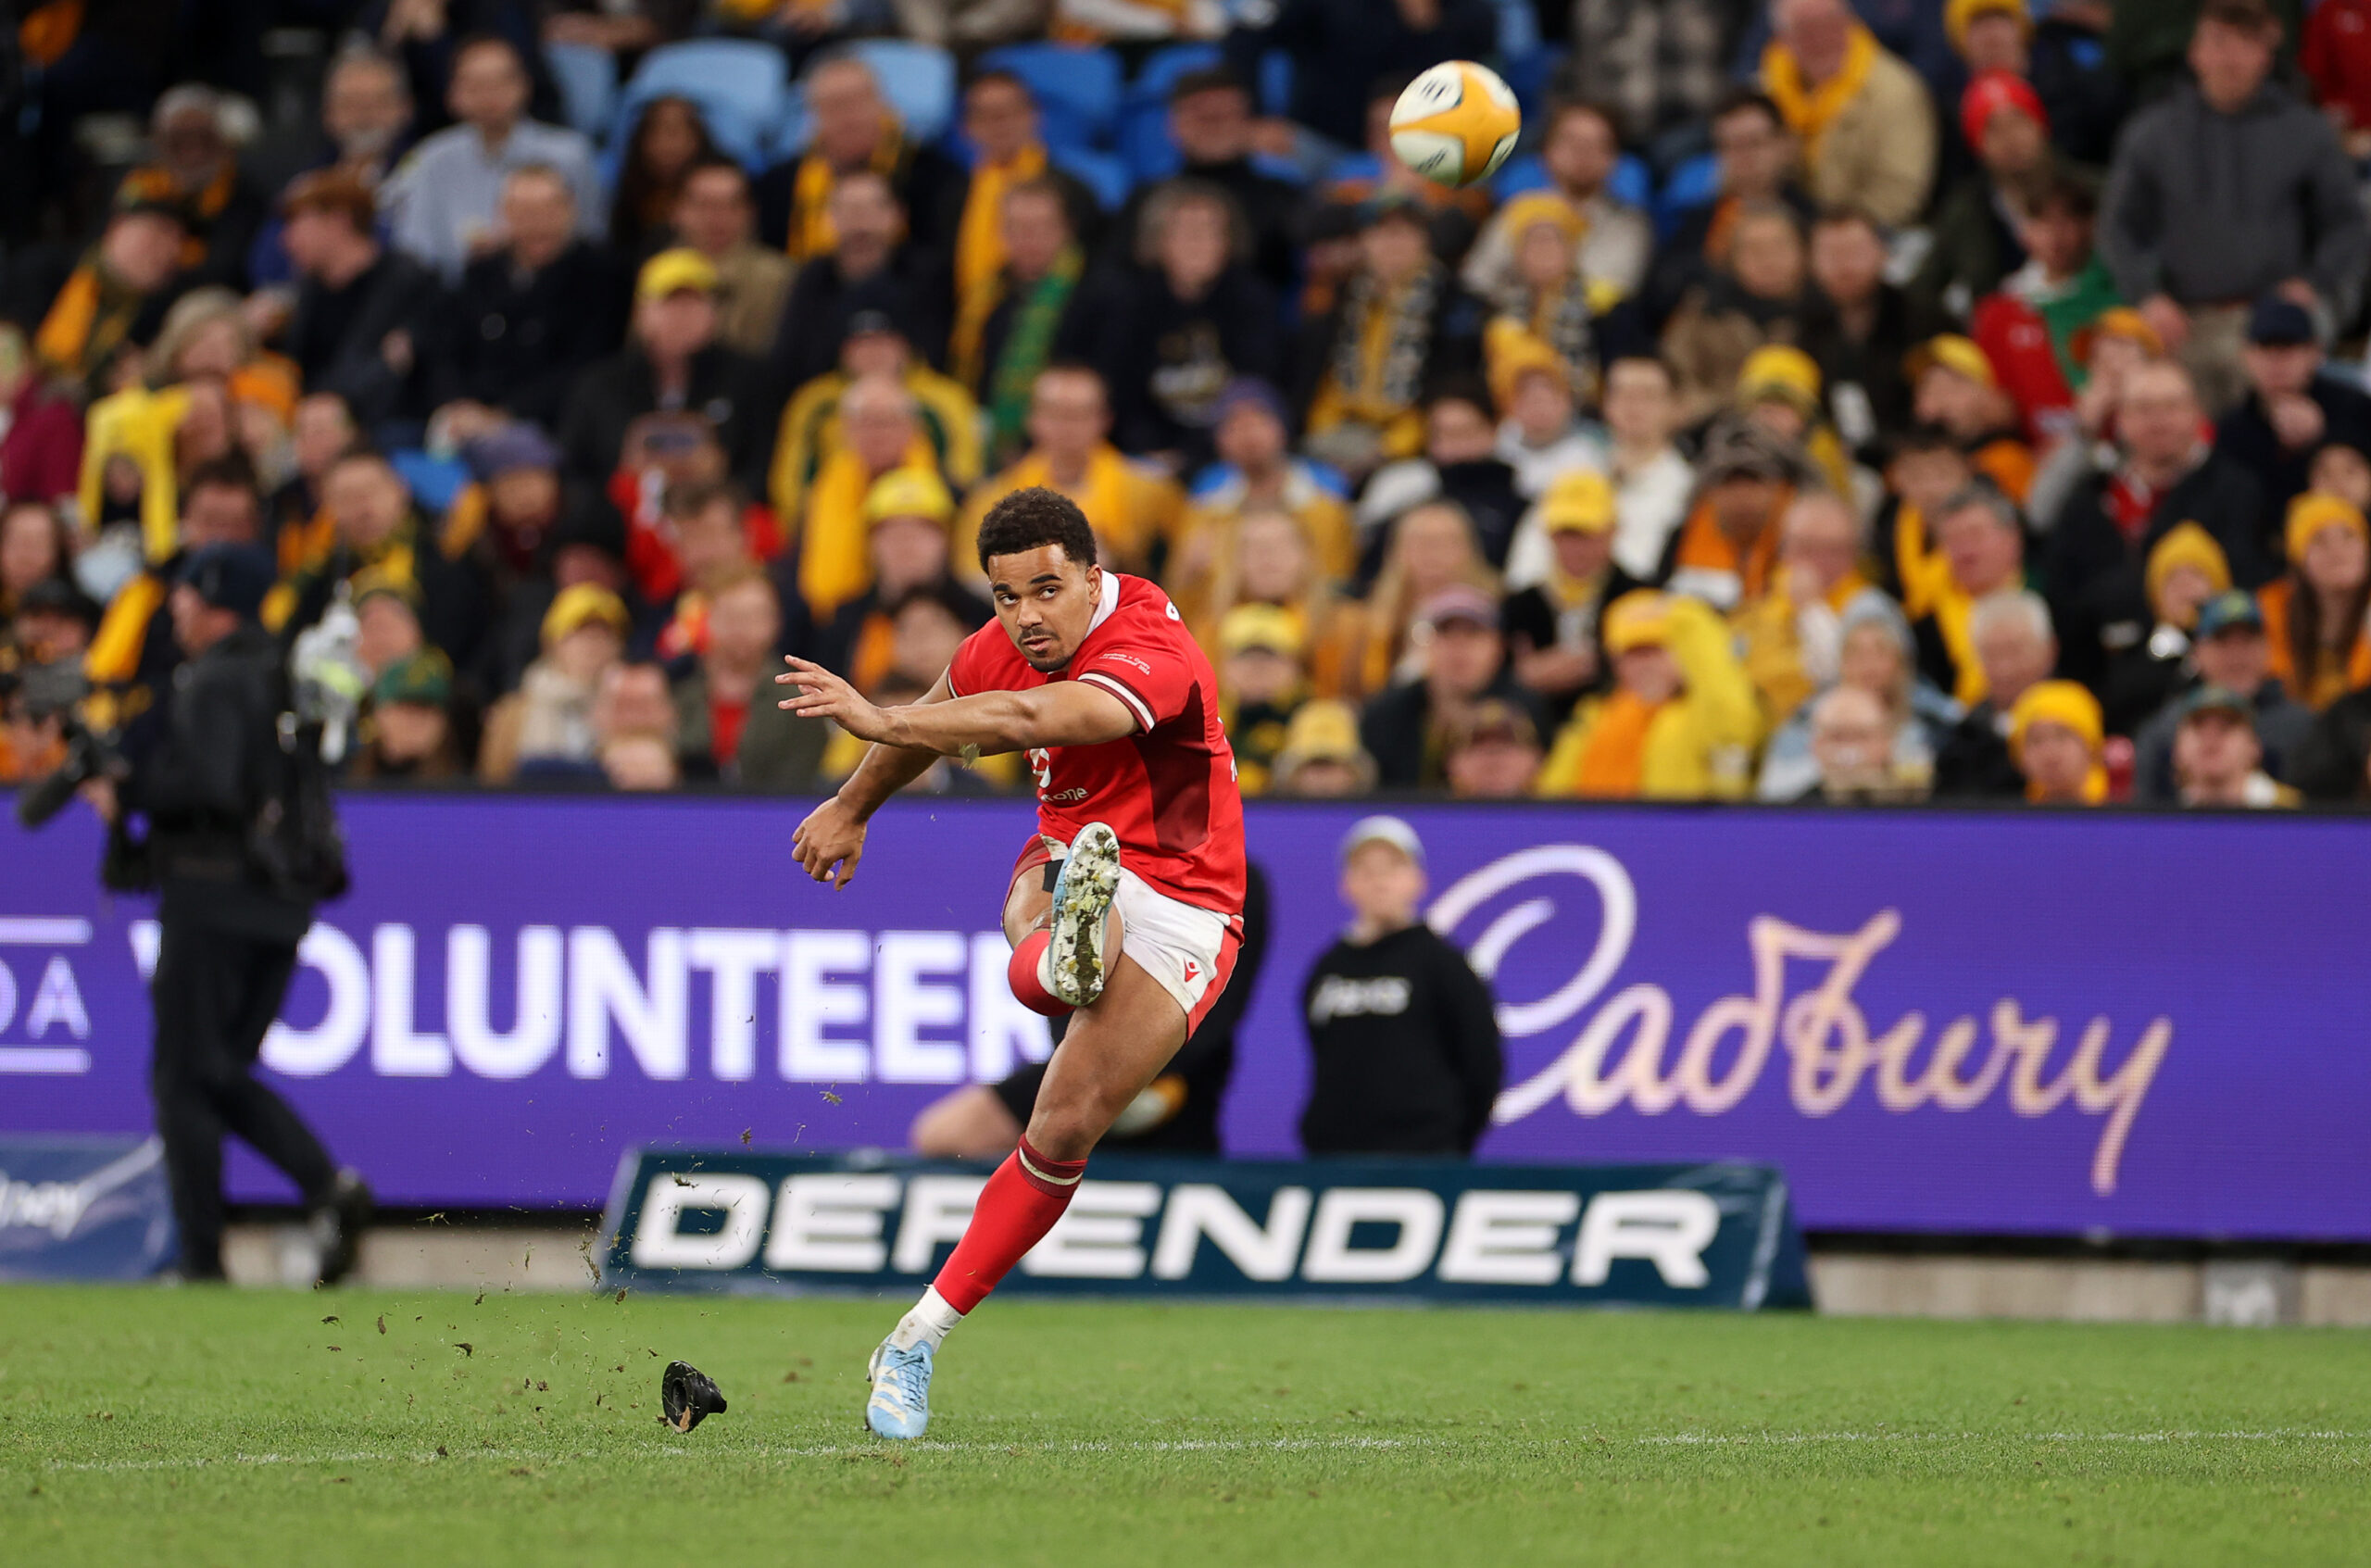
[80,544,372,1285]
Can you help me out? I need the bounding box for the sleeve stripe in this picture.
[1077,671,1156,732]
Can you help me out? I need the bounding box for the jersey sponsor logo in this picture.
[1097,651,1152,675]
[1309,974,1412,1024]
[1047,787,1088,804]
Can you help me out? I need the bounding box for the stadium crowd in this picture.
[9,0,2371,809]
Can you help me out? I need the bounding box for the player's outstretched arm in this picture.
[777,656,1137,757]
[785,669,955,890]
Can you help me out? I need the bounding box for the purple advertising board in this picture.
[1,796,2364,1239]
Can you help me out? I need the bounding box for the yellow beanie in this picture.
[2008,679,2103,761]
[2284,491,2369,567]
[2143,521,2232,620]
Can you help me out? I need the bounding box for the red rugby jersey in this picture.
[947,571,1246,915]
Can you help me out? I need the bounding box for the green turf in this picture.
[4,1285,2370,1566]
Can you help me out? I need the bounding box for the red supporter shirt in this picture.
[2305,0,2371,132]
[948,571,1246,917]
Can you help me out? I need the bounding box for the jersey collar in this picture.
[1087,568,1121,633]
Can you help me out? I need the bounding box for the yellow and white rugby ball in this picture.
[1388,60,1521,190]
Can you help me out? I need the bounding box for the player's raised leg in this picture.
[1004,823,1122,1016]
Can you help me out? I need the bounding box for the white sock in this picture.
[887,1286,963,1352]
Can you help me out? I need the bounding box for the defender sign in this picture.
[598,1152,1811,1309]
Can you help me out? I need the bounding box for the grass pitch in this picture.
[5,1285,2370,1565]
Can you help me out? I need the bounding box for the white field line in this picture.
[38,1430,2371,1475]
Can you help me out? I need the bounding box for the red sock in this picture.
[1006,930,1073,1017]
[932,1135,1085,1313]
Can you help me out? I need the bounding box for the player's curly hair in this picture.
[975,485,1098,572]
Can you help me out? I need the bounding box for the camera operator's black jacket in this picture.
[126,623,312,944]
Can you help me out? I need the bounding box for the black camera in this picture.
[10,662,121,829]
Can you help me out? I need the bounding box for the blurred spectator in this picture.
[1874,422,1974,615]
[560,250,776,494]
[423,167,632,435]
[650,480,761,659]
[1908,483,2031,708]
[2100,0,2365,415]
[772,311,981,524]
[268,393,358,577]
[1462,102,1655,303]
[960,365,1186,581]
[369,0,558,136]
[1297,195,1484,479]
[1358,388,1524,576]
[671,567,783,779]
[600,729,682,791]
[80,378,241,567]
[1250,1,1495,148]
[2008,677,2106,804]
[2259,493,2371,710]
[669,158,795,361]
[1760,591,1953,799]
[2309,440,2371,513]
[1360,583,1544,789]
[1800,206,1941,452]
[1269,697,1376,796]
[945,70,1100,350]
[1487,332,1605,500]
[1579,357,1695,584]
[1795,684,1919,802]
[2131,590,2311,802]
[0,331,84,508]
[611,97,720,257]
[1298,815,1500,1158]
[6,576,100,666]
[2046,359,2270,690]
[84,458,263,716]
[789,372,946,621]
[1662,202,1808,427]
[2099,522,2231,735]
[352,647,465,780]
[1733,344,1854,498]
[757,55,962,267]
[115,86,268,294]
[2170,684,2298,807]
[1172,380,1356,621]
[584,661,682,778]
[1760,0,1937,228]
[1934,587,2056,797]
[814,468,990,684]
[1536,588,1759,797]
[481,580,629,780]
[281,170,442,431]
[1970,170,2120,446]
[480,486,633,694]
[890,0,1053,51]
[2302,0,2371,159]
[1097,182,1280,471]
[1647,89,1813,327]
[1735,490,1871,729]
[1660,420,1800,612]
[772,171,947,395]
[273,448,491,666]
[1311,77,1492,261]
[147,290,302,440]
[1214,603,1311,793]
[1177,507,1360,699]
[2214,296,2371,515]
[1474,207,1650,418]
[244,48,415,206]
[816,591,997,789]
[0,500,71,620]
[353,572,428,682]
[1500,471,1639,724]
[442,422,583,594]
[1908,334,2032,505]
[1442,696,1544,798]
[384,36,605,283]
[956,179,1089,466]
[1107,68,1298,297]
[1910,71,2061,324]
[31,194,188,395]
[1560,0,1754,150]
[1950,0,2123,169]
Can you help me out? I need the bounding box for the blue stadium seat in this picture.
[1258,50,1291,119]
[978,43,1123,152]
[390,450,471,516]
[1119,43,1223,183]
[1050,144,1131,210]
[1655,151,1721,241]
[543,42,617,144]
[615,40,785,169]
[1490,153,1547,197]
[845,39,958,145]
[608,90,769,174]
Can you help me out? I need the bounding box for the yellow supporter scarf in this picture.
[955,143,1046,320]
[1762,24,1879,168]
[787,136,904,261]
[1891,502,1953,621]
[34,261,128,381]
[1009,443,1139,558]
[1570,691,1662,798]
[83,570,166,685]
[1928,576,1991,708]
[797,441,938,620]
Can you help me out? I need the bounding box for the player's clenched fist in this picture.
[792,797,867,889]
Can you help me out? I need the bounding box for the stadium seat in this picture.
[1050,144,1131,210]
[542,42,617,144]
[1655,150,1721,240]
[608,89,770,174]
[1119,43,1223,183]
[614,40,785,169]
[1489,151,1652,209]
[978,43,1123,153]
[845,39,958,145]
[389,450,470,516]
